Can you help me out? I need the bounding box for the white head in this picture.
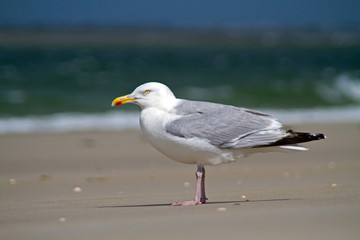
[112,82,177,110]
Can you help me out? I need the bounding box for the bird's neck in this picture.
[142,97,179,112]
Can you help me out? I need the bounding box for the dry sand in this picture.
[1,123,359,240]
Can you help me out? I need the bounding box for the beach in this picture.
[0,123,359,239]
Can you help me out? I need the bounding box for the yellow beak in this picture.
[111,95,136,106]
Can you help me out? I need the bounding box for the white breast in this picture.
[139,108,235,165]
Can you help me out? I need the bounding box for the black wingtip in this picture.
[262,130,326,148]
[286,130,326,141]
[253,130,325,149]
[315,133,326,140]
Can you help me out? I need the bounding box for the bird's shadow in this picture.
[97,198,296,208]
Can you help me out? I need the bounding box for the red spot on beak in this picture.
[114,101,122,106]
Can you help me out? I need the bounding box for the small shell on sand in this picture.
[9,178,16,185]
[59,217,66,223]
[183,182,190,187]
[331,183,337,188]
[73,186,82,192]
[216,207,227,212]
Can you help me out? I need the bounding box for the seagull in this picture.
[112,82,325,206]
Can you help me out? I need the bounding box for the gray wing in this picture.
[166,100,287,149]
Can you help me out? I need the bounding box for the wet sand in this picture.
[1,123,359,239]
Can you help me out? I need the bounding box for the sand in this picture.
[1,123,359,240]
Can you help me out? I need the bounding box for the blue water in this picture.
[1,34,360,133]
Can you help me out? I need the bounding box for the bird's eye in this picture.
[144,90,151,94]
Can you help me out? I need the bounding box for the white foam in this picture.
[0,111,139,134]
[267,105,360,125]
[0,106,359,134]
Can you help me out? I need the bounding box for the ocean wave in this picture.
[0,106,359,134]
[317,74,360,104]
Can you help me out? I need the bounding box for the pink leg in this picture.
[172,163,207,206]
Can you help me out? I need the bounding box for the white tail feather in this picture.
[280,145,308,151]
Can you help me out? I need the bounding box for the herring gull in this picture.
[112,82,325,206]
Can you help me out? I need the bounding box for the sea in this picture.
[1,29,360,134]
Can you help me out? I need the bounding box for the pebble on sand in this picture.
[216,207,227,212]
[282,172,290,178]
[59,217,66,223]
[328,162,336,169]
[40,174,52,181]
